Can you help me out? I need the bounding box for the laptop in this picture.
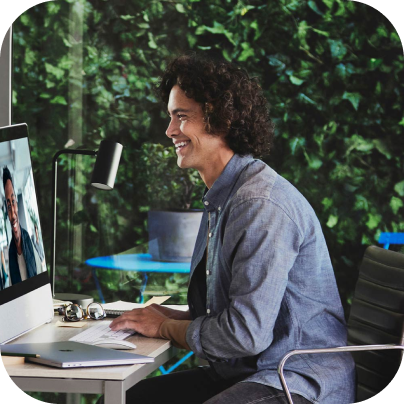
[0,341,154,368]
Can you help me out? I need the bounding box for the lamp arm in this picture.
[50,149,97,297]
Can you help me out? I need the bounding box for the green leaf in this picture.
[290,76,304,85]
[394,181,404,197]
[238,43,254,61]
[175,4,186,13]
[390,197,403,215]
[399,117,404,126]
[50,96,67,105]
[342,92,361,111]
[298,93,316,105]
[321,197,333,210]
[373,139,391,159]
[308,1,323,15]
[326,215,338,228]
[366,213,382,230]
[328,39,347,59]
[147,32,157,49]
[45,63,65,80]
[90,224,98,233]
[312,28,329,37]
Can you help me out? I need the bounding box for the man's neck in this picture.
[198,150,235,189]
[14,235,22,255]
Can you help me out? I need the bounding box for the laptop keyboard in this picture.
[69,321,135,343]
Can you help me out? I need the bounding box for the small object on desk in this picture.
[91,339,137,350]
[53,298,73,311]
[102,296,171,317]
[1,356,25,366]
[1,351,38,366]
[1,352,40,358]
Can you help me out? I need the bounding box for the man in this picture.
[3,166,41,286]
[109,55,356,403]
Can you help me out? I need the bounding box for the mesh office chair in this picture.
[278,245,404,403]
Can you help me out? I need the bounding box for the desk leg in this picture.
[139,273,148,304]
[105,380,125,404]
[92,268,106,303]
[67,393,81,404]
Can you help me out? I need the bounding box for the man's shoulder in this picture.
[232,160,317,223]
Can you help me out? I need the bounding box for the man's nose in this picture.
[166,119,180,138]
[9,207,16,221]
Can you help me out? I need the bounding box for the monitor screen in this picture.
[0,124,49,306]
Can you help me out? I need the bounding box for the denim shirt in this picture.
[186,154,356,404]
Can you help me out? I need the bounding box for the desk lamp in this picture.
[50,140,123,307]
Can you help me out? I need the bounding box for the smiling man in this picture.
[109,54,355,404]
[3,166,40,286]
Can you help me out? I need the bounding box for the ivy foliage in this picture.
[12,0,404,314]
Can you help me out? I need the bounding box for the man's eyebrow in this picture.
[167,108,192,116]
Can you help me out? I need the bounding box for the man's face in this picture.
[166,85,230,171]
[5,179,21,244]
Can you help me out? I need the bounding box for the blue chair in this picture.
[378,232,404,249]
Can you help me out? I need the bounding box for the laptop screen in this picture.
[0,126,46,291]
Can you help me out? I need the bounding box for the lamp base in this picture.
[54,293,94,309]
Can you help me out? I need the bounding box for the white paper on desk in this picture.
[163,305,189,312]
[102,296,171,312]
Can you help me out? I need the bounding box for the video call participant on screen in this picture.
[3,166,41,286]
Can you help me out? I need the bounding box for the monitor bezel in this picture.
[0,123,50,306]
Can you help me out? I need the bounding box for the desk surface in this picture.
[85,253,191,273]
[4,316,172,381]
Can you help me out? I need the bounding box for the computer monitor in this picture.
[0,123,53,344]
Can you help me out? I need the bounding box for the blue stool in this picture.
[378,233,404,249]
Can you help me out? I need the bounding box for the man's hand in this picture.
[109,305,168,338]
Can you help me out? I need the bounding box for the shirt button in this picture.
[208,232,213,238]
[204,201,209,206]
[217,206,221,211]
[207,309,211,314]
[206,270,210,275]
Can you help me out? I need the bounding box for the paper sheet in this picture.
[102,296,171,312]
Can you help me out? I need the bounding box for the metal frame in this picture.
[277,344,404,404]
[0,26,12,127]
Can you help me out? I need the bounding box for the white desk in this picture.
[4,316,175,404]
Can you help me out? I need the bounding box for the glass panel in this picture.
[12,0,205,305]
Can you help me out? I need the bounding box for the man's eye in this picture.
[177,114,186,120]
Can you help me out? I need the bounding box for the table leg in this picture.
[92,268,106,303]
[105,380,125,404]
[139,273,148,303]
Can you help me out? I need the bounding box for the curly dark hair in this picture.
[156,54,274,157]
[3,166,13,191]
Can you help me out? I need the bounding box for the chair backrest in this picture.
[347,245,404,402]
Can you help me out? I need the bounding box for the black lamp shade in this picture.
[91,140,123,190]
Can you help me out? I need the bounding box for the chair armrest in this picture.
[277,344,404,404]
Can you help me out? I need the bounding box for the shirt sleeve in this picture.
[159,319,192,350]
[186,197,303,361]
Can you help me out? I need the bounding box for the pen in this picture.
[1,353,40,358]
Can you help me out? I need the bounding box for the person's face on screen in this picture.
[5,179,21,244]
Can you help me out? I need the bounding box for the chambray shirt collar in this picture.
[202,154,254,211]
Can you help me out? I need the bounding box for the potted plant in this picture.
[136,143,205,262]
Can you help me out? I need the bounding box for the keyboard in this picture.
[69,321,135,344]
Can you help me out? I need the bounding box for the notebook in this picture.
[0,341,154,368]
[102,296,171,317]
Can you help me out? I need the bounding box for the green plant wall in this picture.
[12,0,404,312]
